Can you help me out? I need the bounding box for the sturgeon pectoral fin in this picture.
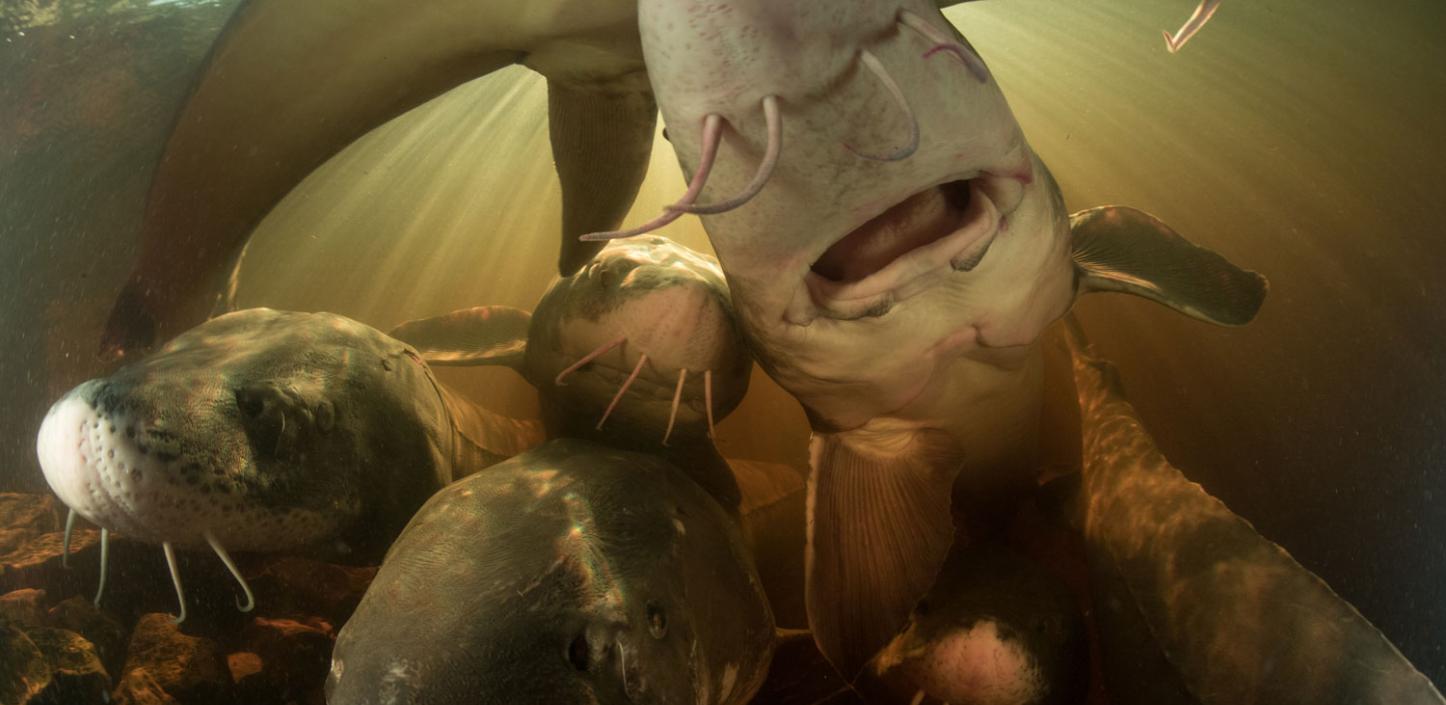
[388,306,532,368]
[548,81,658,275]
[1070,206,1267,326]
[1066,328,1446,705]
[806,428,961,680]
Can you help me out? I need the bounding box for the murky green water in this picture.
[2,0,1443,692]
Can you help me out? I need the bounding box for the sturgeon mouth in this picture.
[805,177,1006,318]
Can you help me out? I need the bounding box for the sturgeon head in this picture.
[633,1,1071,433]
[392,236,753,509]
[37,308,458,565]
[524,237,752,446]
[327,439,776,705]
[631,0,1266,682]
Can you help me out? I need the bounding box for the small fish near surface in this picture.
[326,438,777,705]
[35,308,543,622]
[1164,0,1223,53]
[618,0,1268,681]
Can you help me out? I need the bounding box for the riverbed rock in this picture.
[111,669,177,705]
[0,494,60,535]
[27,626,110,705]
[113,613,232,705]
[0,588,48,627]
[49,595,127,677]
[0,526,102,597]
[0,620,50,705]
[246,557,376,625]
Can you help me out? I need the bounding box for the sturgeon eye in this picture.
[567,633,590,671]
[646,602,668,639]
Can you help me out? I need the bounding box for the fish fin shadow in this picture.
[389,305,531,369]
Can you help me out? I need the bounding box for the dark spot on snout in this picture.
[862,297,894,318]
[567,633,591,671]
[236,387,266,418]
[647,602,668,639]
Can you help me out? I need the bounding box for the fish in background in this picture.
[34,308,543,621]
[97,0,979,361]
[619,0,1267,681]
[1164,0,1222,53]
[325,438,778,705]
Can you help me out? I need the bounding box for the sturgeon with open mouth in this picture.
[95,0,979,361]
[601,0,1269,683]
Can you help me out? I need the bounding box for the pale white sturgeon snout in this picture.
[581,9,986,242]
[42,391,260,624]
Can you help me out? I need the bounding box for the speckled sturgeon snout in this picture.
[35,308,541,622]
[612,0,1268,692]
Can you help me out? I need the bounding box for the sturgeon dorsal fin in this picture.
[388,306,531,368]
[1070,206,1268,326]
[807,427,960,681]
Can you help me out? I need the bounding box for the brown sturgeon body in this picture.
[100,0,657,359]
[1064,325,1446,705]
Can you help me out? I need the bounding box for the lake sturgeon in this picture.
[609,0,1268,679]
[36,308,543,621]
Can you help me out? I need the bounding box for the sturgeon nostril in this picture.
[235,387,265,419]
[567,633,591,671]
[234,384,295,457]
